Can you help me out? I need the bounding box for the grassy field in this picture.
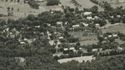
[60,0,96,8]
[115,39,125,44]
[69,31,98,45]
[101,23,125,34]
[77,0,96,8]
[60,0,75,8]
[101,23,125,44]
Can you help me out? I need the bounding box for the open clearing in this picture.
[77,0,96,8]
[69,31,98,45]
[60,0,96,8]
[115,39,125,44]
[101,23,125,34]
[60,0,75,8]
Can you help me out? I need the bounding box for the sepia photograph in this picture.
[0,0,125,70]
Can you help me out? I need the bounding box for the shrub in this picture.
[68,37,79,43]
[28,0,39,9]
[118,33,125,41]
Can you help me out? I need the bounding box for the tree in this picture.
[28,0,39,9]
[47,0,60,6]
[103,2,113,11]
[90,5,98,13]
[118,33,125,41]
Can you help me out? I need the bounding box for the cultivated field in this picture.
[60,0,75,8]
[101,23,125,34]
[115,39,125,44]
[60,0,103,11]
[69,31,98,45]
[77,0,96,8]
[101,23,125,44]
[111,3,125,8]
[60,0,96,8]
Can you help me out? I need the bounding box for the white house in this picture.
[35,25,40,28]
[86,16,93,20]
[94,16,99,19]
[108,35,112,38]
[92,49,98,52]
[104,37,108,39]
[24,38,36,44]
[116,15,121,18]
[69,47,77,52]
[49,40,55,46]
[47,23,51,26]
[65,22,68,25]
[15,57,25,63]
[69,47,75,50]
[82,23,89,27]
[59,36,64,39]
[117,47,123,51]
[72,25,80,28]
[57,21,63,25]
[84,12,92,16]
[112,33,118,37]
[64,48,68,51]
[95,24,100,28]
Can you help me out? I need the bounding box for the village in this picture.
[48,12,125,63]
[0,0,125,70]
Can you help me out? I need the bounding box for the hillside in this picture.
[60,0,96,8]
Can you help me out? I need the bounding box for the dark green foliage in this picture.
[28,0,39,9]
[0,57,24,70]
[102,2,114,11]
[46,0,60,6]
[71,0,81,7]
[68,37,79,43]
[118,33,125,41]
[38,11,63,25]
[90,0,99,4]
